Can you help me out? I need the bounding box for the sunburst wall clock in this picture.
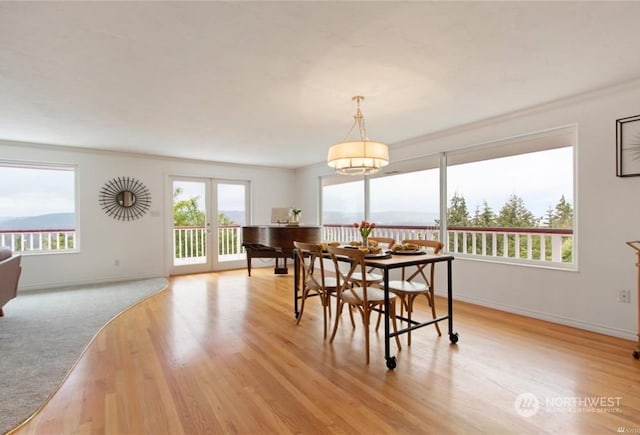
[616,114,640,177]
[99,177,151,221]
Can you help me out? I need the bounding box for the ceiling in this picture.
[2,2,640,169]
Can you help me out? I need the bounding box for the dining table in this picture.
[293,249,458,370]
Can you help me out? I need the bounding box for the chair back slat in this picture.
[401,240,443,285]
[326,246,370,305]
[294,241,326,290]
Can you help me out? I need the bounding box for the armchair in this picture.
[0,248,21,316]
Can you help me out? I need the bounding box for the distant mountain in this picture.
[0,213,75,230]
[323,211,438,226]
[218,210,246,226]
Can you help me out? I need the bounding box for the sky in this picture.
[0,171,248,219]
[173,180,246,212]
[1,147,572,221]
[325,147,574,221]
[0,166,75,218]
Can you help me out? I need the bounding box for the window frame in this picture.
[319,125,577,270]
[0,160,79,255]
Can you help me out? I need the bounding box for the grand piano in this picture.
[242,225,322,275]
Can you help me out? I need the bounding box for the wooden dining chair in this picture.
[369,237,395,250]
[349,237,395,286]
[327,246,401,364]
[293,241,338,339]
[386,239,444,345]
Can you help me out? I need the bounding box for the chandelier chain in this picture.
[327,94,389,175]
[343,95,369,142]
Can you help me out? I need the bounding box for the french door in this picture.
[169,176,249,275]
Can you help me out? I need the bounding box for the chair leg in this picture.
[375,293,406,332]
[329,299,344,343]
[363,307,371,364]
[348,304,356,328]
[322,294,329,339]
[406,294,414,345]
[390,300,402,351]
[427,290,442,336]
[296,289,310,325]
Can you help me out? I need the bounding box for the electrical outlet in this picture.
[619,289,631,303]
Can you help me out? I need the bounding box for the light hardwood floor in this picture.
[11,268,640,434]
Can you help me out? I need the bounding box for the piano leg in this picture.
[243,244,288,276]
[274,256,288,275]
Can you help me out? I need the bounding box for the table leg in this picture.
[294,253,300,319]
[447,258,459,344]
[383,269,397,369]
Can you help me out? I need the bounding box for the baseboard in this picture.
[437,291,637,341]
[18,273,166,293]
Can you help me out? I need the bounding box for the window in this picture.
[446,128,575,266]
[370,168,440,239]
[321,176,364,242]
[319,125,576,268]
[321,177,364,225]
[0,163,76,253]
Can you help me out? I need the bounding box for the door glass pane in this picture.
[173,180,207,266]
[217,183,246,261]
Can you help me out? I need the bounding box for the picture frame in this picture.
[616,114,640,177]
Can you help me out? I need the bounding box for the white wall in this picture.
[295,81,640,340]
[0,141,295,290]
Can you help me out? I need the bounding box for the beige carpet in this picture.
[0,277,168,434]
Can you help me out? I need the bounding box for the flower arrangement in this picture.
[354,220,375,245]
[290,207,301,223]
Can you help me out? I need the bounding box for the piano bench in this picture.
[242,243,289,276]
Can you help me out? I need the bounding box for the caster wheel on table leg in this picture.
[386,356,397,370]
[449,332,459,344]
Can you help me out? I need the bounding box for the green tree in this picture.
[545,195,573,229]
[173,188,205,226]
[447,191,470,226]
[471,200,495,227]
[494,195,538,258]
[495,194,539,228]
[173,188,206,258]
[440,191,472,253]
[217,212,240,255]
[471,200,496,253]
[543,195,573,262]
[218,213,235,225]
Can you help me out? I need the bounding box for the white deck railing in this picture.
[3,224,573,265]
[322,224,573,264]
[0,229,76,252]
[173,225,244,261]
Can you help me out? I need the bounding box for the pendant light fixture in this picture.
[327,96,389,175]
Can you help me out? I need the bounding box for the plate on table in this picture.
[392,249,425,255]
[364,252,392,259]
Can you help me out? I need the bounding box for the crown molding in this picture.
[0,138,292,172]
[392,75,640,151]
